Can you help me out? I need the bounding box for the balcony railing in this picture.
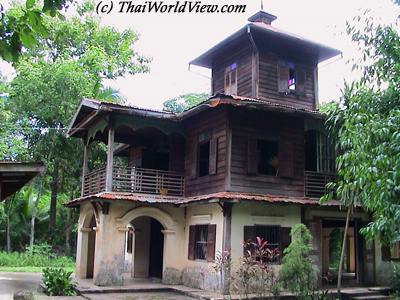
[82,165,185,197]
[304,171,336,198]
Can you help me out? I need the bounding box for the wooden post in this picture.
[81,140,89,197]
[105,125,115,192]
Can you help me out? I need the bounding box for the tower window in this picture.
[224,63,238,95]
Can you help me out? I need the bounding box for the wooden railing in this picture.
[304,171,336,198]
[82,165,185,197]
[82,165,107,196]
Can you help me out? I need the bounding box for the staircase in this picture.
[341,287,393,300]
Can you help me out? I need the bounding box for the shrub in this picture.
[279,223,316,300]
[42,267,76,296]
[390,263,400,297]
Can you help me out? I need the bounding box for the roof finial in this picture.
[261,0,264,10]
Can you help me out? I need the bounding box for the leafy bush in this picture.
[390,263,400,297]
[42,267,76,296]
[279,224,316,300]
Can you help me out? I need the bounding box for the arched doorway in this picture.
[126,216,164,279]
[86,215,96,278]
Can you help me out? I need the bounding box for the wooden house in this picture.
[66,11,391,290]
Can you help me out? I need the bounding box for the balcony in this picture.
[304,171,336,198]
[82,165,185,197]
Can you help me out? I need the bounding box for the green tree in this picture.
[279,224,315,299]
[0,0,71,62]
[322,6,399,294]
[8,1,149,244]
[163,92,209,113]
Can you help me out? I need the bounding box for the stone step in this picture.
[352,295,393,300]
[342,289,381,297]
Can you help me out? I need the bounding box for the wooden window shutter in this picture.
[188,225,196,260]
[382,246,391,261]
[247,137,257,175]
[278,65,289,93]
[207,224,217,262]
[296,69,306,95]
[190,141,198,179]
[209,138,218,175]
[280,227,292,258]
[278,140,294,178]
[231,69,238,94]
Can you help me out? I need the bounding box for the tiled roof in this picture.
[65,191,341,207]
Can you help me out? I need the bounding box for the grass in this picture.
[0,266,74,273]
[0,244,75,273]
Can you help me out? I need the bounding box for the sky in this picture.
[1,0,399,109]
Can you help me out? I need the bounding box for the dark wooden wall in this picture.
[183,107,229,196]
[210,40,317,111]
[212,40,254,97]
[229,108,305,197]
[258,51,317,110]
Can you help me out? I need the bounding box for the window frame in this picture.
[243,224,291,265]
[256,138,279,177]
[224,62,238,95]
[198,140,211,177]
[194,224,209,261]
[278,60,306,95]
[382,241,400,262]
[188,224,216,262]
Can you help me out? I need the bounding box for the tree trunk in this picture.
[6,215,11,252]
[29,209,36,251]
[337,206,351,296]
[49,161,60,237]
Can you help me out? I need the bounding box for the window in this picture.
[195,225,208,260]
[188,224,216,261]
[197,134,217,178]
[199,141,210,177]
[382,242,400,261]
[278,60,306,94]
[257,139,279,176]
[224,63,238,95]
[244,225,291,264]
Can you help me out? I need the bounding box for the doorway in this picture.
[86,215,96,278]
[129,216,164,279]
[321,219,359,286]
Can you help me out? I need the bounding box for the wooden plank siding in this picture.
[212,41,254,97]
[258,51,317,110]
[184,107,229,196]
[229,108,305,197]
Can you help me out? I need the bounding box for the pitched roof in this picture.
[68,94,326,138]
[64,191,341,207]
[190,23,342,68]
[0,162,45,201]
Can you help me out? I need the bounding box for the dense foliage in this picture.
[323,9,400,245]
[279,224,315,299]
[0,0,71,62]
[42,267,76,296]
[163,92,208,112]
[0,1,149,254]
[0,243,74,270]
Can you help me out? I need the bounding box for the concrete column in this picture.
[222,203,232,295]
[105,126,115,192]
[75,227,90,278]
[93,206,126,286]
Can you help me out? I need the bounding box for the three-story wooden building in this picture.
[66,11,389,290]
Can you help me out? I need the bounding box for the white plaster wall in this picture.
[231,203,301,270]
[374,238,400,285]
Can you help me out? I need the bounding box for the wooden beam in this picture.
[105,124,115,192]
[81,140,89,197]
